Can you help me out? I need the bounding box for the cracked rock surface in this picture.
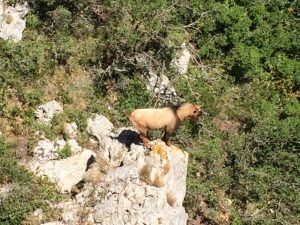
[29,103,188,224]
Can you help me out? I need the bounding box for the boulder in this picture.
[93,141,188,225]
[0,1,29,42]
[87,114,129,167]
[33,139,59,161]
[87,114,114,140]
[35,100,63,125]
[34,149,96,192]
[172,42,191,75]
[64,122,78,139]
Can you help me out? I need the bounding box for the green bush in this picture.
[58,144,72,159]
[0,0,299,224]
[0,137,60,225]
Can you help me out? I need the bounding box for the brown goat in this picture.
[129,103,202,148]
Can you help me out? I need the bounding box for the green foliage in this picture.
[50,6,72,32]
[0,39,52,79]
[58,144,72,159]
[0,137,60,225]
[65,109,88,132]
[116,77,152,123]
[0,0,299,224]
[190,0,299,88]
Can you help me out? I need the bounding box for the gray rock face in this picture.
[33,149,95,192]
[146,73,177,100]
[35,100,63,125]
[87,114,114,139]
[0,1,29,42]
[64,122,78,139]
[29,114,188,225]
[31,137,83,163]
[33,139,60,161]
[93,141,188,225]
[172,42,191,75]
[135,53,177,101]
[87,114,129,167]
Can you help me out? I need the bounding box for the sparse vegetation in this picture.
[58,144,72,159]
[0,0,299,224]
[0,137,61,225]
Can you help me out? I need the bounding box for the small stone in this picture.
[40,222,64,225]
[67,139,82,154]
[86,114,114,139]
[35,100,63,125]
[33,139,59,161]
[64,122,78,139]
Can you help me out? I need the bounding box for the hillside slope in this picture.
[0,0,299,224]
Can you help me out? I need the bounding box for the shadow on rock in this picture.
[115,129,141,147]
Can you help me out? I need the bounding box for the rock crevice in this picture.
[29,101,188,225]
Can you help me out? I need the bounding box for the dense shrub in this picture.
[0,137,60,225]
[0,0,299,224]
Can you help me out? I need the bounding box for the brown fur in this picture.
[129,103,202,148]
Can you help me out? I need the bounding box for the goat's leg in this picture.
[162,126,175,147]
[138,126,150,148]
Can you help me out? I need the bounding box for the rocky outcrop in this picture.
[37,141,188,225]
[86,114,130,167]
[93,141,188,225]
[35,100,63,125]
[146,73,177,101]
[135,53,177,101]
[172,42,191,75]
[0,1,29,42]
[31,149,95,192]
[29,104,189,224]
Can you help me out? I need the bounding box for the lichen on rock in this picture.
[28,113,189,225]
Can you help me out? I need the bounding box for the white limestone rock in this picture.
[64,122,78,139]
[146,73,177,100]
[32,138,76,162]
[33,139,59,161]
[35,100,63,125]
[34,149,96,192]
[0,1,29,42]
[93,141,188,225]
[41,222,64,225]
[173,42,191,75]
[87,114,129,167]
[87,114,114,140]
[67,139,82,154]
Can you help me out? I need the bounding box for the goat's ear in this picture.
[194,104,202,110]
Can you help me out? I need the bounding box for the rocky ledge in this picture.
[26,100,189,225]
